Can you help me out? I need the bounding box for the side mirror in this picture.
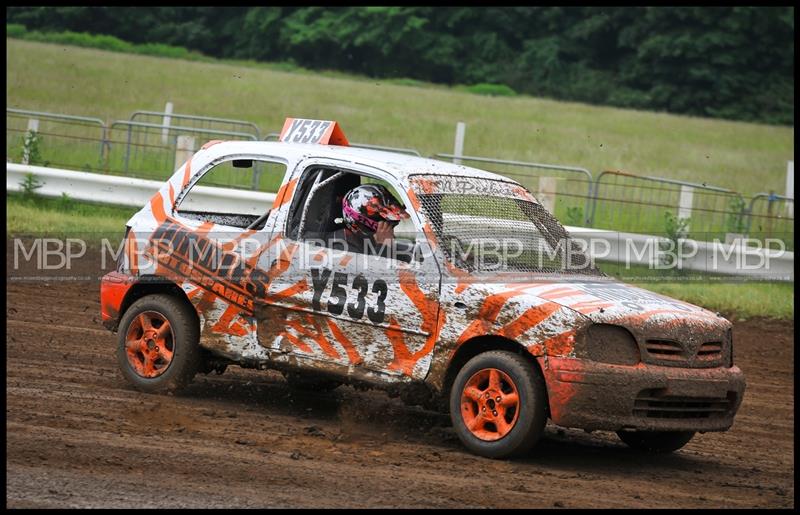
[232,159,253,168]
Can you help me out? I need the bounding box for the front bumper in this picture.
[100,271,135,331]
[538,357,746,432]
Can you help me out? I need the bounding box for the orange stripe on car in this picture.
[196,221,214,235]
[221,229,257,251]
[211,304,241,334]
[538,329,577,357]
[201,140,223,150]
[271,178,298,210]
[385,270,446,376]
[495,302,560,340]
[456,285,532,344]
[280,330,314,354]
[286,316,341,359]
[326,318,363,365]
[538,286,583,300]
[569,300,614,315]
[126,229,138,274]
[268,279,308,302]
[149,192,167,223]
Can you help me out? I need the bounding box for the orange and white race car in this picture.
[101,119,745,458]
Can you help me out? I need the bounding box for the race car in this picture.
[100,118,745,459]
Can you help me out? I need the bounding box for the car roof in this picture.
[199,140,520,185]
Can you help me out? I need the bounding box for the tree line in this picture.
[7,6,794,125]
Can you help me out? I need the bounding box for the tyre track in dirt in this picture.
[5,279,794,508]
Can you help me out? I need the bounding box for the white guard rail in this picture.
[7,163,275,216]
[7,163,793,281]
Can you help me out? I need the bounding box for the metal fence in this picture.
[6,109,263,180]
[6,107,793,250]
[106,120,258,180]
[6,108,108,171]
[588,170,748,243]
[130,111,261,139]
[432,154,595,226]
[745,193,794,250]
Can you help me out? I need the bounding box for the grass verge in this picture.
[6,38,793,196]
[7,193,136,239]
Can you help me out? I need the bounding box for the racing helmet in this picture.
[341,184,409,235]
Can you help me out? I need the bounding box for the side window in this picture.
[286,167,418,262]
[175,158,287,230]
[286,167,360,240]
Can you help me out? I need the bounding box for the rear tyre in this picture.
[116,294,201,394]
[450,350,547,459]
[616,430,696,453]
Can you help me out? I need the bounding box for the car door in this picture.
[160,155,288,346]
[253,158,443,381]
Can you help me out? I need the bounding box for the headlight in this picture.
[585,324,641,365]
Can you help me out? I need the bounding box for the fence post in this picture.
[453,122,465,165]
[21,118,39,165]
[538,177,558,214]
[786,161,794,217]
[174,135,196,171]
[765,191,776,241]
[161,101,173,145]
[678,185,694,231]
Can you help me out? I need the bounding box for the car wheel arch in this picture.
[442,335,548,404]
[117,276,198,330]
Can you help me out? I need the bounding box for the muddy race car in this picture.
[100,118,745,459]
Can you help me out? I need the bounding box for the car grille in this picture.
[645,339,685,360]
[633,389,733,419]
[643,339,726,367]
[697,341,723,360]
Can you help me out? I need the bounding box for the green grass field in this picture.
[6,38,794,197]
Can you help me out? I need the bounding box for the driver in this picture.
[328,184,414,263]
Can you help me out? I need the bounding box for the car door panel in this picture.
[253,159,443,381]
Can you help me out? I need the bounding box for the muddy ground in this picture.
[5,250,794,508]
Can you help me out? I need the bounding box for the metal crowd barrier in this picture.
[589,170,748,243]
[745,192,794,250]
[130,110,261,139]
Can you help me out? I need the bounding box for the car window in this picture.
[286,166,417,263]
[175,157,287,229]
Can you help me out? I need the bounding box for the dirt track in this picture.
[6,274,794,508]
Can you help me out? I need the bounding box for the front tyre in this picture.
[116,294,201,394]
[616,430,696,453]
[450,350,547,459]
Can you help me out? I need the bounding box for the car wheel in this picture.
[282,371,341,392]
[616,430,696,453]
[116,294,201,394]
[450,350,547,459]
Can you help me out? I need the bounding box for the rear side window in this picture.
[175,157,286,228]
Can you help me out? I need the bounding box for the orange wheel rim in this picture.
[124,311,175,378]
[461,368,520,441]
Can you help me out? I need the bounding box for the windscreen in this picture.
[411,175,602,275]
